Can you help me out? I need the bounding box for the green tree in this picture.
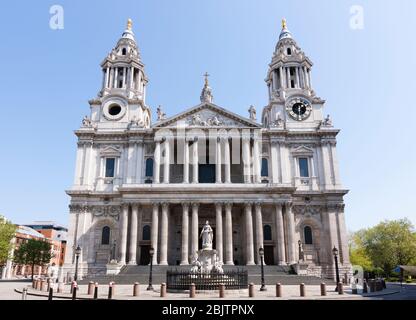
[13,239,53,279]
[0,215,16,267]
[362,218,416,276]
[349,230,373,271]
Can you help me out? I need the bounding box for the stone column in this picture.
[191,203,199,256]
[151,203,159,265]
[105,67,110,88]
[242,135,251,183]
[224,138,231,184]
[154,141,161,183]
[321,141,333,188]
[285,202,296,264]
[255,203,264,264]
[336,205,350,265]
[128,204,139,265]
[286,67,290,88]
[224,203,234,265]
[215,203,223,263]
[245,203,255,265]
[252,137,261,183]
[295,67,300,88]
[183,140,189,183]
[275,203,286,265]
[216,137,222,183]
[279,66,284,88]
[192,139,199,183]
[163,138,170,184]
[119,204,129,265]
[114,67,118,88]
[272,69,278,90]
[180,203,190,265]
[159,203,169,265]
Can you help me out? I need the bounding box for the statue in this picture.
[322,114,333,127]
[82,115,92,127]
[200,221,213,250]
[47,263,59,283]
[157,105,166,121]
[190,252,202,273]
[248,105,257,121]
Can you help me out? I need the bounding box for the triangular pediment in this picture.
[100,146,122,157]
[291,145,314,155]
[153,103,261,129]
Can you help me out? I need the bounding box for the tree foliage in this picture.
[350,218,416,276]
[0,215,16,267]
[13,238,53,279]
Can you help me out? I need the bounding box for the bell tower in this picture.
[262,19,326,130]
[87,19,151,129]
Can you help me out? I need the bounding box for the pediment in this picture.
[291,145,314,155]
[153,103,261,129]
[100,146,122,157]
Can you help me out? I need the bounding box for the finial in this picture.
[282,18,287,29]
[127,18,133,30]
[203,72,210,86]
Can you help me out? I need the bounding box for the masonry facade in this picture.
[64,19,351,279]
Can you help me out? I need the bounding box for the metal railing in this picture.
[166,269,248,291]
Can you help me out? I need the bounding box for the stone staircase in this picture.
[80,265,334,285]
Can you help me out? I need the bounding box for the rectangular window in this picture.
[299,158,309,177]
[105,158,115,178]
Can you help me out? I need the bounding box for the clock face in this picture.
[286,98,312,121]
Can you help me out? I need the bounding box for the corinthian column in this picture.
[216,137,222,183]
[275,203,286,265]
[285,202,296,264]
[151,203,159,265]
[224,203,234,265]
[163,138,170,184]
[183,140,189,183]
[245,203,255,265]
[154,141,161,183]
[224,138,231,184]
[128,204,139,265]
[180,203,190,265]
[191,203,199,256]
[215,203,223,263]
[192,139,199,183]
[254,203,264,264]
[119,204,129,265]
[159,203,169,265]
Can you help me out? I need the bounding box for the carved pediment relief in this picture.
[153,103,261,129]
[100,146,122,157]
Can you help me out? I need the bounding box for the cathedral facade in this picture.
[64,19,351,279]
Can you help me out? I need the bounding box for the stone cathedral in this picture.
[64,19,351,280]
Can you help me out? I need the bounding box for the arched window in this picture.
[145,158,154,177]
[287,48,292,55]
[122,48,127,55]
[263,225,272,241]
[261,158,269,177]
[304,226,313,245]
[101,226,110,245]
[142,225,151,241]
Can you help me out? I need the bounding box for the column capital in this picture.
[224,202,233,211]
[254,202,262,209]
[161,202,169,210]
[244,202,253,210]
[284,201,293,209]
[181,202,190,210]
[122,203,130,210]
[215,202,223,210]
[152,202,160,209]
[191,202,200,209]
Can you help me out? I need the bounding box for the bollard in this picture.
[108,282,114,299]
[248,283,255,298]
[34,279,39,290]
[276,283,282,297]
[72,283,77,300]
[70,281,75,294]
[88,281,94,295]
[160,283,166,298]
[363,280,368,293]
[300,283,305,297]
[48,287,53,301]
[40,279,46,292]
[94,283,98,300]
[32,279,36,288]
[219,284,225,298]
[47,279,52,292]
[189,283,196,298]
[22,288,28,300]
[133,282,140,297]
[320,283,327,296]
[57,282,63,293]
[338,282,344,295]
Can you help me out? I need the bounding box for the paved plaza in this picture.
[2,280,414,300]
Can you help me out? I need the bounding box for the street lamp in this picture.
[74,245,82,282]
[259,247,267,291]
[332,246,340,292]
[147,247,155,291]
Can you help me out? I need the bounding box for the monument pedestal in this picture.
[106,260,123,275]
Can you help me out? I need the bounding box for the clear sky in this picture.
[0,0,415,232]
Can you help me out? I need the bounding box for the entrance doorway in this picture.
[140,245,150,265]
[264,245,275,265]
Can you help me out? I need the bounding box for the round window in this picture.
[109,104,122,116]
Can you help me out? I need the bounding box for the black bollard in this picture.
[94,283,98,300]
[72,284,77,300]
[48,287,53,301]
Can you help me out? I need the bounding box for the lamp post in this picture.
[259,247,267,291]
[74,245,82,282]
[147,247,155,291]
[332,246,340,292]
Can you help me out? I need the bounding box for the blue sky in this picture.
[0,0,415,231]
